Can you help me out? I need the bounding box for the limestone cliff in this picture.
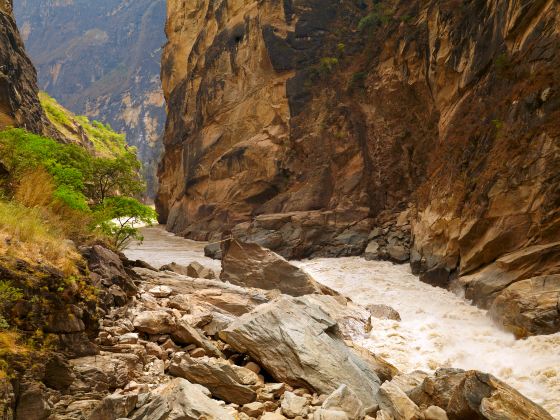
[14,0,167,197]
[0,0,51,135]
[158,0,560,335]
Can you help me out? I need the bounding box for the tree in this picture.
[95,196,157,250]
[86,151,145,204]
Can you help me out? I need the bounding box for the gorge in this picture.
[0,0,559,419]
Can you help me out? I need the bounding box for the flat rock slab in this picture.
[220,295,381,410]
[169,353,258,404]
[220,240,336,297]
[128,378,234,420]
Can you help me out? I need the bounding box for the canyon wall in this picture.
[0,0,51,135]
[158,0,560,335]
[14,0,167,196]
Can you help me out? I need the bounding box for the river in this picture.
[125,226,560,418]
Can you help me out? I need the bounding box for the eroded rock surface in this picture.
[157,0,560,335]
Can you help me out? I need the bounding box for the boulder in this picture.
[220,296,381,410]
[171,318,223,358]
[377,381,420,420]
[44,353,75,390]
[70,353,141,393]
[409,368,554,420]
[489,275,560,337]
[422,406,448,420]
[281,391,309,418]
[366,304,401,321]
[148,285,173,298]
[322,385,365,420]
[14,382,51,420]
[387,245,410,263]
[159,262,190,275]
[364,241,380,261]
[169,353,258,404]
[186,261,216,279]
[129,378,234,419]
[82,245,138,297]
[133,310,176,335]
[88,394,138,420]
[220,240,333,296]
[204,242,223,260]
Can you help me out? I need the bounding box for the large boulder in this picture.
[409,368,554,420]
[169,353,259,404]
[128,378,234,420]
[489,275,560,338]
[220,296,381,410]
[220,239,334,297]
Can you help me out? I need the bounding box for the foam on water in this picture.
[296,257,560,418]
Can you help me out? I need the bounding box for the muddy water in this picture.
[125,226,560,418]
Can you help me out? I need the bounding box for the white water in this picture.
[125,227,560,418]
[296,258,560,418]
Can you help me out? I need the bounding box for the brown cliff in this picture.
[158,0,560,335]
[0,0,52,135]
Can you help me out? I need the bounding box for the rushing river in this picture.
[126,226,560,418]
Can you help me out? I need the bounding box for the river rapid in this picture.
[125,226,560,418]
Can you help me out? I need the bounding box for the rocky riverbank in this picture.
[2,233,555,420]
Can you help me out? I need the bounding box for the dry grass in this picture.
[14,167,55,208]
[0,201,80,275]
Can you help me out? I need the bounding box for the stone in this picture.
[422,406,448,420]
[242,401,265,417]
[409,368,553,420]
[118,332,139,344]
[186,261,216,279]
[220,296,381,411]
[149,285,173,298]
[171,318,223,358]
[314,409,350,420]
[377,381,420,420]
[88,394,138,420]
[489,275,560,337]
[364,241,380,261]
[386,245,410,263]
[366,304,401,321]
[44,353,75,391]
[281,391,309,418]
[133,311,176,335]
[204,242,223,260]
[220,240,333,296]
[168,353,258,404]
[70,353,141,393]
[262,413,288,420]
[14,382,50,420]
[322,385,364,419]
[159,262,190,276]
[189,347,206,358]
[245,361,261,374]
[129,378,234,419]
[167,294,192,312]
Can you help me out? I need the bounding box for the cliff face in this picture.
[159,0,560,335]
[0,0,50,134]
[14,0,167,197]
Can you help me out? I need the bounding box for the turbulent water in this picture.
[126,226,560,418]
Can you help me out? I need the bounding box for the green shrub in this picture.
[319,57,339,74]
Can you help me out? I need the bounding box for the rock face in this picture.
[14,0,166,196]
[158,0,560,335]
[0,0,51,134]
[220,296,381,410]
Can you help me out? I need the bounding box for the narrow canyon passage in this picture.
[126,226,560,418]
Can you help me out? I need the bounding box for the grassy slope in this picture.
[40,92,129,158]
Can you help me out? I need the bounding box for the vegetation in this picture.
[40,92,128,157]
[0,126,154,250]
[358,4,393,32]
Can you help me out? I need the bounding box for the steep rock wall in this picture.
[0,0,50,135]
[159,0,560,335]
